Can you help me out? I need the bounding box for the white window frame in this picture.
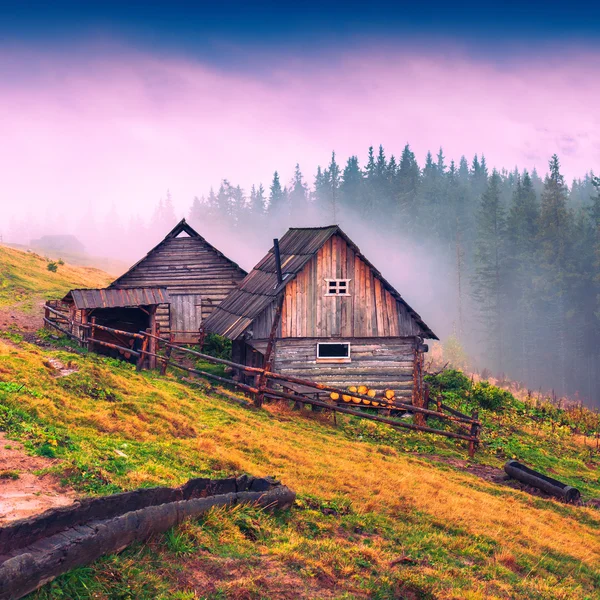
[316,342,351,363]
[324,278,351,296]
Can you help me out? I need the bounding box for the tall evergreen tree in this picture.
[289,164,308,221]
[340,155,364,213]
[537,155,574,393]
[472,171,508,372]
[268,171,286,217]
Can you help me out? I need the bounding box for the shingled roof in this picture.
[204,225,437,340]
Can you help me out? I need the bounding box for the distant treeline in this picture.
[179,147,599,405]
[6,144,599,404]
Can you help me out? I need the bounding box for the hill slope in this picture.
[0,245,112,308]
[0,336,599,600]
[0,245,112,336]
[0,247,599,599]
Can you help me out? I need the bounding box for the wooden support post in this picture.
[197,324,206,351]
[89,317,97,354]
[255,242,284,408]
[148,308,158,370]
[81,310,89,347]
[468,410,480,458]
[160,334,174,376]
[413,349,426,426]
[136,333,149,371]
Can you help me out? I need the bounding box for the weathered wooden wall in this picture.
[253,235,422,339]
[113,235,245,338]
[247,337,418,399]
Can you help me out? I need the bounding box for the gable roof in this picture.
[110,219,246,288]
[204,225,437,340]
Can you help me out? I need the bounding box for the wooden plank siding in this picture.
[113,235,245,339]
[270,235,421,339]
[271,337,418,398]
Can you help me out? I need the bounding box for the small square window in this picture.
[325,279,350,296]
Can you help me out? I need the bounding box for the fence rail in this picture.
[43,304,481,454]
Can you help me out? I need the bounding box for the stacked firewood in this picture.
[329,385,396,407]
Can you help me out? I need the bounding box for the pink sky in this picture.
[1,45,599,223]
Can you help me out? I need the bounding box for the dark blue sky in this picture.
[2,0,599,64]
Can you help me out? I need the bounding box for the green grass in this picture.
[0,245,111,308]
[0,336,598,599]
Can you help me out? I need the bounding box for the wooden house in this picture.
[203,226,438,403]
[53,219,246,349]
[108,219,247,343]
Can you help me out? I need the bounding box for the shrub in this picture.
[202,333,232,360]
[47,262,58,272]
[471,381,513,412]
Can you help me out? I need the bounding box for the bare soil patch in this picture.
[0,432,76,524]
[0,300,44,334]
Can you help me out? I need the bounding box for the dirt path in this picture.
[0,432,76,524]
[0,298,45,335]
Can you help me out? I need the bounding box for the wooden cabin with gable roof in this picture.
[109,219,247,343]
[204,225,438,403]
[52,219,247,351]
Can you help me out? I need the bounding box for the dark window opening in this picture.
[317,343,350,359]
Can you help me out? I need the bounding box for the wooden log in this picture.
[42,318,78,341]
[0,479,295,600]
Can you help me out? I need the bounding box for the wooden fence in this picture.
[43,308,481,455]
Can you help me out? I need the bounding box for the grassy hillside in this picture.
[0,335,599,599]
[0,245,112,310]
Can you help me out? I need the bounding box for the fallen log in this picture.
[0,476,295,600]
[504,460,580,503]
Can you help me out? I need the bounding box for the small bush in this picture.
[201,333,232,360]
[471,381,513,412]
[0,469,19,480]
[47,262,58,273]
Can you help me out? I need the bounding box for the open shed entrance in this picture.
[60,287,169,365]
[87,307,150,361]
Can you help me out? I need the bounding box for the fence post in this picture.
[89,317,97,354]
[160,334,174,376]
[468,410,480,458]
[136,332,149,371]
[256,295,283,408]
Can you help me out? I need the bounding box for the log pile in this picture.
[331,385,397,407]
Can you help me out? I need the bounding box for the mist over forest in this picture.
[3,145,599,407]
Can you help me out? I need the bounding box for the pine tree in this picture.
[268,171,286,217]
[327,152,341,223]
[340,156,364,212]
[537,155,573,394]
[505,171,539,382]
[289,164,308,221]
[189,196,204,223]
[396,144,420,227]
[472,171,508,372]
[163,190,177,224]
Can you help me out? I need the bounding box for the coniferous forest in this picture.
[187,148,600,407]
[6,146,600,406]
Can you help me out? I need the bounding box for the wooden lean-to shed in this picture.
[203,226,438,403]
[109,219,247,343]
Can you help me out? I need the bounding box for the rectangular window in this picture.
[325,279,350,296]
[317,342,351,363]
